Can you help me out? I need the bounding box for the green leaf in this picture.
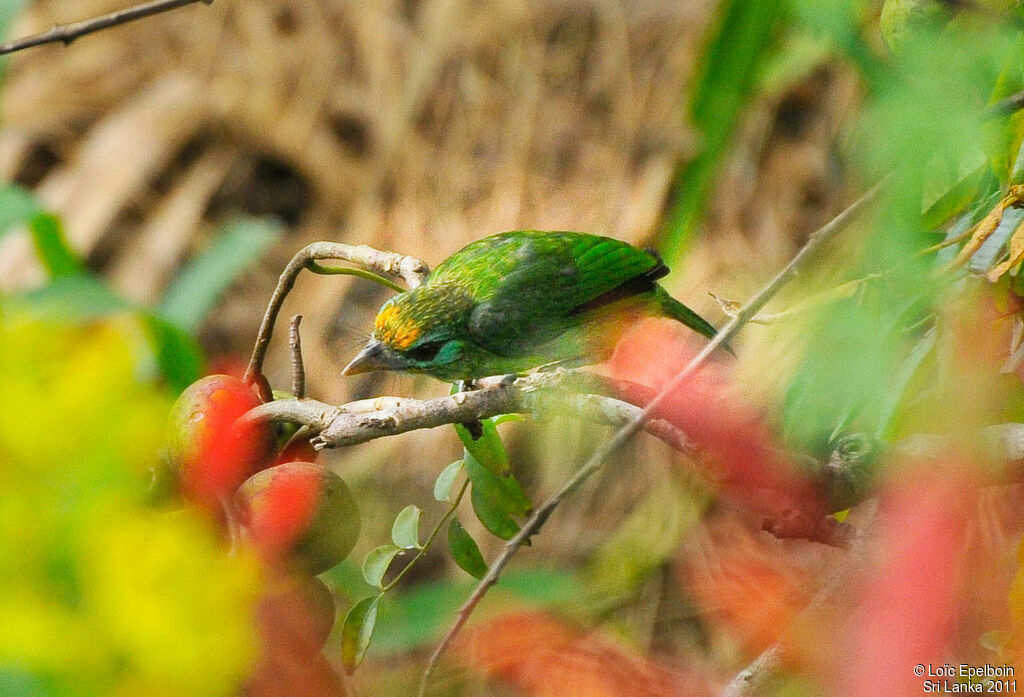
[463,451,531,516]
[391,505,422,550]
[447,518,487,579]
[139,313,205,392]
[341,595,380,673]
[362,544,402,588]
[874,327,936,440]
[18,274,129,318]
[922,161,988,230]
[433,459,464,502]
[157,215,281,330]
[30,213,84,278]
[0,184,41,238]
[455,418,510,477]
[470,484,520,541]
[660,0,785,263]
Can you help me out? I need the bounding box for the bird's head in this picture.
[342,286,473,379]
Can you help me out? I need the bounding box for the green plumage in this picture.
[343,231,720,381]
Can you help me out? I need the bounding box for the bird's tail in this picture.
[656,287,733,354]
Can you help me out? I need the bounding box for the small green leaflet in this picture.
[463,451,531,516]
[464,450,530,541]
[447,518,487,579]
[341,595,380,673]
[362,545,402,588]
[433,460,464,502]
[391,505,422,550]
[470,484,520,540]
[454,418,510,477]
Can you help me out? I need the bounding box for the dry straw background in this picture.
[0,0,858,681]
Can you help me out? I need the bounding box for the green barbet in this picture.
[343,230,719,381]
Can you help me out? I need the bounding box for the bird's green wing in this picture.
[434,231,663,356]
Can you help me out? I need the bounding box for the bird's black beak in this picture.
[342,339,405,376]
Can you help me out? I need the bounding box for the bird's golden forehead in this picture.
[374,304,421,350]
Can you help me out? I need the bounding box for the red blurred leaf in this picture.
[458,611,710,697]
[603,319,830,539]
[681,515,831,655]
[826,464,974,697]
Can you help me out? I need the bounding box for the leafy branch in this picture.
[341,478,471,672]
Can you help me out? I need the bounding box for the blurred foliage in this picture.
[1,185,281,392]
[670,0,1024,460]
[661,0,784,262]
[158,215,281,331]
[0,315,260,697]
[0,178,279,693]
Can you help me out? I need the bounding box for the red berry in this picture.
[165,375,275,509]
[235,462,360,574]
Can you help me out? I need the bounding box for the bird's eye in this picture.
[406,340,445,362]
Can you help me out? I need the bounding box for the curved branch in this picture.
[242,241,430,398]
[0,0,212,55]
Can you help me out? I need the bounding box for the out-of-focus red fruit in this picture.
[236,462,360,574]
[165,374,275,509]
[262,573,336,649]
[246,571,345,697]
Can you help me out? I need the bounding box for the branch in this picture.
[244,371,695,455]
[0,0,212,55]
[288,314,305,398]
[242,241,430,399]
[414,179,891,696]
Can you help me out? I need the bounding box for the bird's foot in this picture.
[454,379,485,440]
[536,357,589,373]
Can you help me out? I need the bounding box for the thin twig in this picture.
[0,0,212,55]
[289,314,305,398]
[415,179,890,697]
[242,241,430,400]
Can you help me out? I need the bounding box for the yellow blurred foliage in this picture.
[0,314,260,696]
